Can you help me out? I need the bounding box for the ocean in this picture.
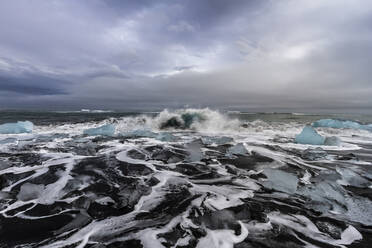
[0,108,371,247]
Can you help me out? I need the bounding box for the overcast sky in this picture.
[0,0,371,112]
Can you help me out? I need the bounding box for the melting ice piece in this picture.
[83,124,115,136]
[156,132,177,142]
[121,129,157,138]
[0,121,33,134]
[202,136,234,145]
[313,119,372,131]
[324,136,341,146]
[301,147,328,160]
[262,168,298,194]
[227,143,248,156]
[196,221,248,248]
[17,183,45,201]
[295,125,325,145]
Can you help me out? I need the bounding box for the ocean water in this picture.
[0,108,371,247]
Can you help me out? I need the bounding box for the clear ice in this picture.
[313,118,372,131]
[295,125,325,145]
[83,124,115,136]
[0,121,33,134]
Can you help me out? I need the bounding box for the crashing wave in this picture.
[115,108,241,133]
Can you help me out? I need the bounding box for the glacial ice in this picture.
[202,136,233,145]
[83,124,115,136]
[156,132,178,142]
[0,121,33,134]
[313,119,372,131]
[295,125,325,145]
[262,168,298,194]
[227,143,248,156]
[301,147,328,160]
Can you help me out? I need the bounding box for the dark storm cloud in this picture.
[0,0,372,112]
[0,74,68,95]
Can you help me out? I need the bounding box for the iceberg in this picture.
[313,119,372,131]
[83,124,115,136]
[0,121,33,134]
[295,125,325,145]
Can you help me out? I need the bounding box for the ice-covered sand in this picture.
[0,109,371,247]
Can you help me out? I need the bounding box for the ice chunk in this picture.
[227,143,248,156]
[156,132,177,142]
[295,125,325,145]
[313,119,372,131]
[336,167,369,187]
[17,183,45,201]
[83,124,115,136]
[202,136,234,145]
[0,121,33,134]
[302,147,328,160]
[262,168,298,194]
[121,129,157,138]
[324,136,341,146]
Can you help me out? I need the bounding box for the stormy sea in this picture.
[0,108,372,248]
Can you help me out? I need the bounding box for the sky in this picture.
[0,0,372,112]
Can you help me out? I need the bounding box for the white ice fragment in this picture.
[196,221,248,248]
[295,125,325,145]
[17,183,45,201]
[334,225,362,245]
[83,124,115,136]
[0,121,33,134]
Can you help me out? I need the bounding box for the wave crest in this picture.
[115,108,241,133]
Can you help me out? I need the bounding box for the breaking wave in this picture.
[115,108,241,133]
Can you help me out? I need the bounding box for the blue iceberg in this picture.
[83,124,115,136]
[0,121,33,134]
[295,125,325,145]
[295,125,342,146]
[313,119,372,131]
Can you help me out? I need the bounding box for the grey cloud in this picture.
[0,0,371,113]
